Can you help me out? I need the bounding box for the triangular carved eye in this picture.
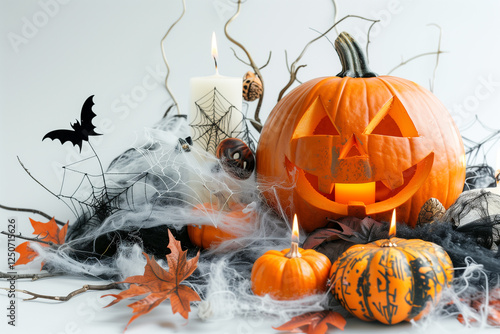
[293,96,340,139]
[363,96,418,137]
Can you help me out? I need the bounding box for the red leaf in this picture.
[103,230,200,331]
[274,310,346,334]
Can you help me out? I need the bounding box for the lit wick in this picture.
[382,209,398,247]
[285,214,301,258]
[211,31,219,75]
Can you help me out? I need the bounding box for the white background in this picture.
[1,0,500,333]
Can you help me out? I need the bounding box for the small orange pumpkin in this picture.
[329,237,453,324]
[187,203,253,249]
[251,245,332,300]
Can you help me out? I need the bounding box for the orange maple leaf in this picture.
[103,229,201,331]
[457,288,500,326]
[14,217,68,268]
[273,310,346,334]
[29,217,68,244]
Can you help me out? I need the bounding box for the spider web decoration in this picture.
[48,152,164,245]
[190,88,255,154]
[29,114,261,276]
[460,116,500,190]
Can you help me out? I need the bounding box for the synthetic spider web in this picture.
[190,88,256,154]
[460,116,500,190]
[29,114,259,275]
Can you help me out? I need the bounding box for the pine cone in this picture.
[417,198,446,226]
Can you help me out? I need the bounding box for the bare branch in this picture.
[386,51,447,75]
[0,271,61,280]
[331,0,339,35]
[225,0,265,133]
[230,47,251,66]
[309,28,336,49]
[365,20,378,63]
[0,204,65,226]
[259,51,272,70]
[161,0,186,117]
[278,15,380,101]
[427,23,442,92]
[1,231,56,247]
[18,156,60,200]
[0,283,119,302]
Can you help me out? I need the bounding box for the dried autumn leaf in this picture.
[13,242,39,266]
[103,229,200,331]
[457,288,500,326]
[273,310,346,334]
[14,217,68,268]
[30,217,68,244]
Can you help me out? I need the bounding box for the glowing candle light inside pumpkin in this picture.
[189,32,243,155]
[334,182,376,205]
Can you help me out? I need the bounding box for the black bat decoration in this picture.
[43,95,101,152]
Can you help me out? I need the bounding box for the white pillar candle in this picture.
[189,32,243,155]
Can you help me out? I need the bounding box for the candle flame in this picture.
[389,209,396,238]
[211,31,218,74]
[292,214,299,243]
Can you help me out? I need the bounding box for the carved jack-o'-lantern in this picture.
[256,32,465,232]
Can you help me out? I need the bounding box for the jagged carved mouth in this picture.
[288,152,434,217]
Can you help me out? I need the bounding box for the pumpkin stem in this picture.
[285,242,302,259]
[335,32,378,78]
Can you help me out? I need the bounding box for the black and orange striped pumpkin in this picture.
[329,237,453,324]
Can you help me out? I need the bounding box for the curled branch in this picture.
[162,0,186,117]
[387,51,447,75]
[278,15,380,101]
[225,0,267,133]
[386,24,445,92]
[0,283,119,301]
[428,23,442,92]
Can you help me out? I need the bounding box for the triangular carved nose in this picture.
[339,135,366,159]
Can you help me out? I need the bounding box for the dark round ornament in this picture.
[216,138,255,180]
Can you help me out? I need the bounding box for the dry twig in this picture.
[278,15,379,102]
[0,203,64,226]
[224,0,270,133]
[387,24,445,93]
[0,283,119,301]
[1,231,57,247]
[0,271,61,280]
[428,23,442,92]
[162,0,186,117]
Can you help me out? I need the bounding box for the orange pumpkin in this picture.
[256,32,465,232]
[251,245,331,300]
[187,203,253,249]
[329,237,453,324]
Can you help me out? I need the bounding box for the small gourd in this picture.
[330,237,453,324]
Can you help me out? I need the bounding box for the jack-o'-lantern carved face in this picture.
[256,32,465,232]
